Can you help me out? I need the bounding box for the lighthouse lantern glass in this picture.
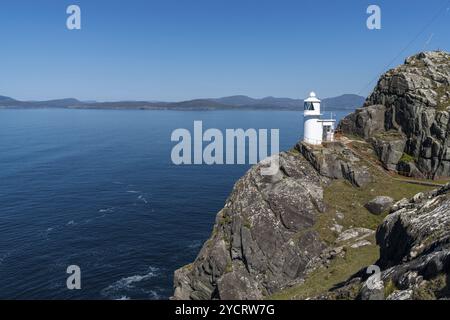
[304,102,314,111]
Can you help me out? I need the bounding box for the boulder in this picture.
[365,196,394,215]
[339,105,386,140]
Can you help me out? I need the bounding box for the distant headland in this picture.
[0,94,364,112]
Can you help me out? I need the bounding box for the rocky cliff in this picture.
[315,184,450,300]
[340,51,450,179]
[173,51,450,300]
[174,151,330,299]
[173,144,383,300]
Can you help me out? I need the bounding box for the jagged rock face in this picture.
[339,51,450,178]
[296,142,371,187]
[377,185,450,269]
[320,184,450,300]
[173,152,330,300]
[339,105,386,140]
[371,186,450,300]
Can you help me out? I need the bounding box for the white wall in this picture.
[304,117,322,145]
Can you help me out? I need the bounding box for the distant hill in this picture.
[212,94,365,110]
[0,95,16,102]
[211,95,260,106]
[0,98,82,108]
[0,94,365,111]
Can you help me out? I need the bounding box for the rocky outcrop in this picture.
[377,185,450,269]
[173,152,329,299]
[319,184,450,300]
[296,142,371,187]
[339,105,386,140]
[339,51,450,178]
[173,145,373,300]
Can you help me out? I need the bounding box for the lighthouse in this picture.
[303,92,336,145]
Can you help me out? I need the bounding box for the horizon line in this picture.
[1,92,366,104]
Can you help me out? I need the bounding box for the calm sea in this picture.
[0,109,349,299]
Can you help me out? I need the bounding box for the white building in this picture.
[303,92,336,145]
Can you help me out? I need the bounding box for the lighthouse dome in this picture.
[304,91,321,103]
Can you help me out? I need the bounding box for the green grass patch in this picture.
[219,213,232,226]
[183,263,194,272]
[435,85,450,111]
[399,153,415,164]
[373,130,404,142]
[384,279,398,298]
[243,217,252,229]
[225,262,233,274]
[315,173,435,244]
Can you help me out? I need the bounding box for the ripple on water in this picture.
[101,266,161,300]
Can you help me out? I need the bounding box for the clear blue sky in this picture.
[0,0,449,101]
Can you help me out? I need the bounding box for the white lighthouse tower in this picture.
[303,92,336,145]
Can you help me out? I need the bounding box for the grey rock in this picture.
[330,224,343,234]
[336,212,345,220]
[390,198,410,213]
[371,132,406,171]
[365,196,395,215]
[296,141,372,187]
[339,105,386,140]
[336,227,375,243]
[397,161,425,178]
[350,240,372,249]
[216,266,264,300]
[376,191,450,268]
[339,51,450,178]
[386,289,413,300]
[360,278,385,300]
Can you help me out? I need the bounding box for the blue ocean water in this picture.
[0,109,349,299]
